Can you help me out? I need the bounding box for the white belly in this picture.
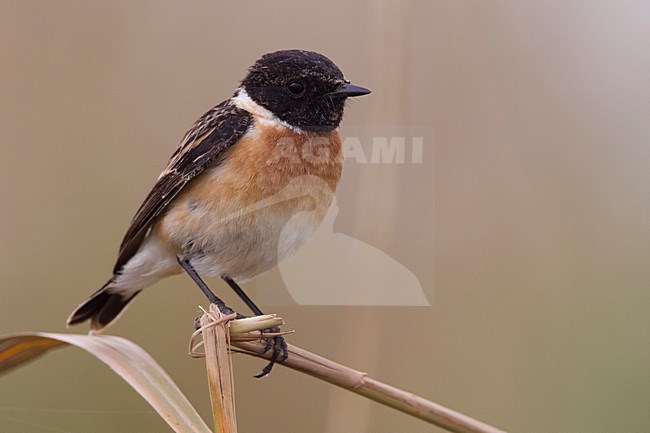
[188,204,324,281]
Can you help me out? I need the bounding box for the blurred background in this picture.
[1,1,649,432]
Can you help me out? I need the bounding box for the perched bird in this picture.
[67,49,371,375]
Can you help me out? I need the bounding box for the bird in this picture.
[66,49,371,375]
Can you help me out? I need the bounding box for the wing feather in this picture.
[113,100,252,274]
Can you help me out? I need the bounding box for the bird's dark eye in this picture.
[287,81,305,95]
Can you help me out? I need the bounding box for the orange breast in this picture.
[155,119,343,256]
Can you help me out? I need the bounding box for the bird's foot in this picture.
[213,300,238,317]
[254,327,289,378]
[192,308,288,377]
[193,302,245,329]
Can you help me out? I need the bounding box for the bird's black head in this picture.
[240,50,371,132]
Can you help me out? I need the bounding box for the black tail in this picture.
[67,281,140,332]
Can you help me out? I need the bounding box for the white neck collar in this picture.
[232,88,305,134]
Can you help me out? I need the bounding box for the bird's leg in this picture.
[177,257,235,317]
[223,276,264,315]
[222,276,289,377]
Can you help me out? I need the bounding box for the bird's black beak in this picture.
[329,82,372,98]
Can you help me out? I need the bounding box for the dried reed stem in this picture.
[231,339,506,433]
[194,307,507,433]
[197,307,238,433]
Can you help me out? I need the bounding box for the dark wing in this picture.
[113,99,252,274]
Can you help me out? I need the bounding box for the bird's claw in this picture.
[193,311,288,377]
[254,327,288,378]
